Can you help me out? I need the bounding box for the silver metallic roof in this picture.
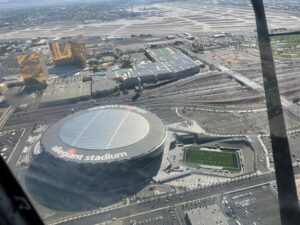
[59,109,150,150]
[41,105,167,163]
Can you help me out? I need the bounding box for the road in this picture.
[0,106,15,130]
[49,168,300,225]
[1,100,233,129]
[2,95,269,131]
[6,127,33,167]
[249,135,270,173]
[4,100,97,128]
[1,51,297,224]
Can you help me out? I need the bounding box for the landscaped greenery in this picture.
[149,48,173,57]
[271,33,300,58]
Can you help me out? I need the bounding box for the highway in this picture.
[49,169,300,225]
[4,60,281,130]
[3,98,257,129]
[2,73,273,128]
[1,50,298,225]
[0,88,290,178]
[7,126,33,167]
[0,106,15,130]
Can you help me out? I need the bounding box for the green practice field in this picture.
[271,33,300,58]
[148,48,173,57]
[184,147,241,172]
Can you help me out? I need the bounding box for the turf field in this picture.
[184,147,241,172]
[148,48,173,57]
[271,33,300,58]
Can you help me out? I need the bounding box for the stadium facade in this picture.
[26,105,166,210]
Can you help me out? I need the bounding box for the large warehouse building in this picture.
[26,105,166,210]
[106,47,200,89]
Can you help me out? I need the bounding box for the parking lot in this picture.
[122,208,174,225]
[185,203,229,225]
[146,107,183,125]
[224,185,281,225]
[183,109,268,135]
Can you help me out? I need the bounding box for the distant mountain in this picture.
[0,0,77,3]
[0,0,62,1]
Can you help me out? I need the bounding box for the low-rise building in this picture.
[185,204,229,225]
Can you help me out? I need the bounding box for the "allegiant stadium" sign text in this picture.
[51,146,128,161]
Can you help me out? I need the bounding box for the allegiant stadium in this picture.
[25,105,166,210]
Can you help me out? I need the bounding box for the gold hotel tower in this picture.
[50,36,86,68]
[16,51,48,85]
